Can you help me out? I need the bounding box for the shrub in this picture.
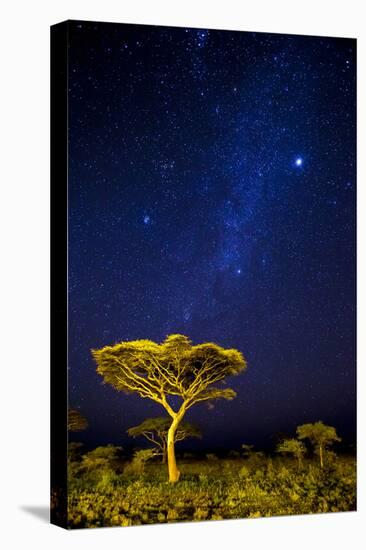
[206,453,219,461]
[239,465,250,479]
[123,448,157,477]
[67,455,356,528]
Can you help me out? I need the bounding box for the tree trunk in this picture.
[319,444,324,468]
[161,440,167,464]
[167,419,180,483]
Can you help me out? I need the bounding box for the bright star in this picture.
[295,157,303,167]
[236,268,242,275]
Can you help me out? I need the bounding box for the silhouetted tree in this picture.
[92,334,246,482]
[127,417,201,463]
[297,421,341,468]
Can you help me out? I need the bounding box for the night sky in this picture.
[68,21,356,452]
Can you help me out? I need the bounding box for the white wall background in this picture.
[0,1,364,548]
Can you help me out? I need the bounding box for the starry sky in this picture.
[68,20,356,452]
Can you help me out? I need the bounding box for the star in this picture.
[143,215,151,225]
[295,157,303,167]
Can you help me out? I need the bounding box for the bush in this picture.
[67,455,356,528]
[123,449,157,477]
[239,465,250,479]
[206,453,219,461]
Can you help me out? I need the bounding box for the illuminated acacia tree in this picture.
[92,334,247,482]
[127,417,201,463]
[297,421,341,468]
[68,408,88,432]
[276,438,306,469]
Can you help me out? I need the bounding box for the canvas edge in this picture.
[50,20,69,530]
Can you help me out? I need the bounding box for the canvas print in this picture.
[51,20,356,529]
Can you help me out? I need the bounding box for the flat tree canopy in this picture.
[127,417,201,441]
[127,417,201,462]
[297,421,341,468]
[92,334,246,481]
[276,438,306,468]
[92,334,246,411]
[297,421,341,446]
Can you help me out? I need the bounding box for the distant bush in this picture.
[206,453,219,461]
[228,450,240,458]
[182,452,194,460]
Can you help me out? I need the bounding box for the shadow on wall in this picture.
[20,506,49,523]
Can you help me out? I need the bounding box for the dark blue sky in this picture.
[68,21,356,451]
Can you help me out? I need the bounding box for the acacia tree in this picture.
[92,334,246,482]
[296,421,341,468]
[127,417,201,463]
[68,409,88,432]
[276,438,306,469]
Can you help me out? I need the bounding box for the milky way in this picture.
[68,21,356,451]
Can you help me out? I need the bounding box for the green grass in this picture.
[66,455,356,528]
